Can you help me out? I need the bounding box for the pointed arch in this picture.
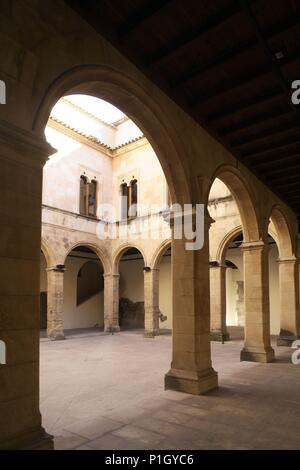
[268,205,295,258]
[41,238,56,267]
[32,64,191,207]
[112,243,147,274]
[151,239,172,270]
[216,225,243,264]
[208,165,260,243]
[63,242,111,274]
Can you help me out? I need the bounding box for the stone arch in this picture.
[151,239,172,270]
[268,205,294,258]
[216,225,243,264]
[63,242,111,274]
[32,64,191,206]
[208,165,260,243]
[41,238,56,267]
[112,243,147,274]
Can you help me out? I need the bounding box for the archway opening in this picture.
[268,207,295,346]
[224,234,244,340]
[158,245,172,333]
[64,246,105,333]
[39,89,178,443]
[39,250,48,333]
[118,247,145,331]
[267,234,280,338]
[151,243,173,334]
[208,177,246,344]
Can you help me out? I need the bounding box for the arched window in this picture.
[79,175,97,217]
[128,178,138,218]
[120,179,138,219]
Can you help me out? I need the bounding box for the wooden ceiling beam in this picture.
[218,106,291,135]
[146,2,242,66]
[241,136,300,159]
[230,119,300,148]
[171,14,300,88]
[253,154,300,169]
[205,87,283,123]
[239,0,299,118]
[191,65,272,108]
[118,0,173,38]
[280,188,300,196]
[192,49,299,109]
[265,163,300,178]
[245,140,300,163]
[275,181,300,190]
[269,173,300,184]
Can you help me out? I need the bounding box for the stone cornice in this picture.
[113,136,148,156]
[47,116,146,157]
[61,98,116,129]
[241,240,265,251]
[113,116,130,126]
[47,116,112,156]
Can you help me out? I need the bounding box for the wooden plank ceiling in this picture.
[65,0,300,215]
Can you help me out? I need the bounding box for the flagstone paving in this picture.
[40,328,300,450]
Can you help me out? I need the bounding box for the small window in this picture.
[128,179,138,218]
[120,182,128,220]
[88,179,97,217]
[79,175,88,215]
[79,175,97,217]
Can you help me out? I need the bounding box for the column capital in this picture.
[103,272,120,279]
[241,240,266,252]
[277,256,299,265]
[0,119,56,168]
[209,261,227,269]
[143,267,159,274]
[47,265,66,273]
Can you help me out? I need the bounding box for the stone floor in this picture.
[40,328,300,450]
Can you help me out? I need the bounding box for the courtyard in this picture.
[40,330,300,450]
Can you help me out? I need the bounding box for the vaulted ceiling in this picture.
[65,0,300,215]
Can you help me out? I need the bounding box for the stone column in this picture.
[144,268,160,337]
[210,263,229,341]
[165,211,218,394]
[240,241,274,362]
[46,267,65,340]
[0,122,53,449]
[277,257,300,346]
[104,273,120,332]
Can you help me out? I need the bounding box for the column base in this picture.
[277,331,299,347]
[0,427,54,450]
[240,346,274,363]
[47,330,65,341]
[165,367,218,395]
[144,329,159,338]
[210,330,230,342]
[104,325,120,333]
